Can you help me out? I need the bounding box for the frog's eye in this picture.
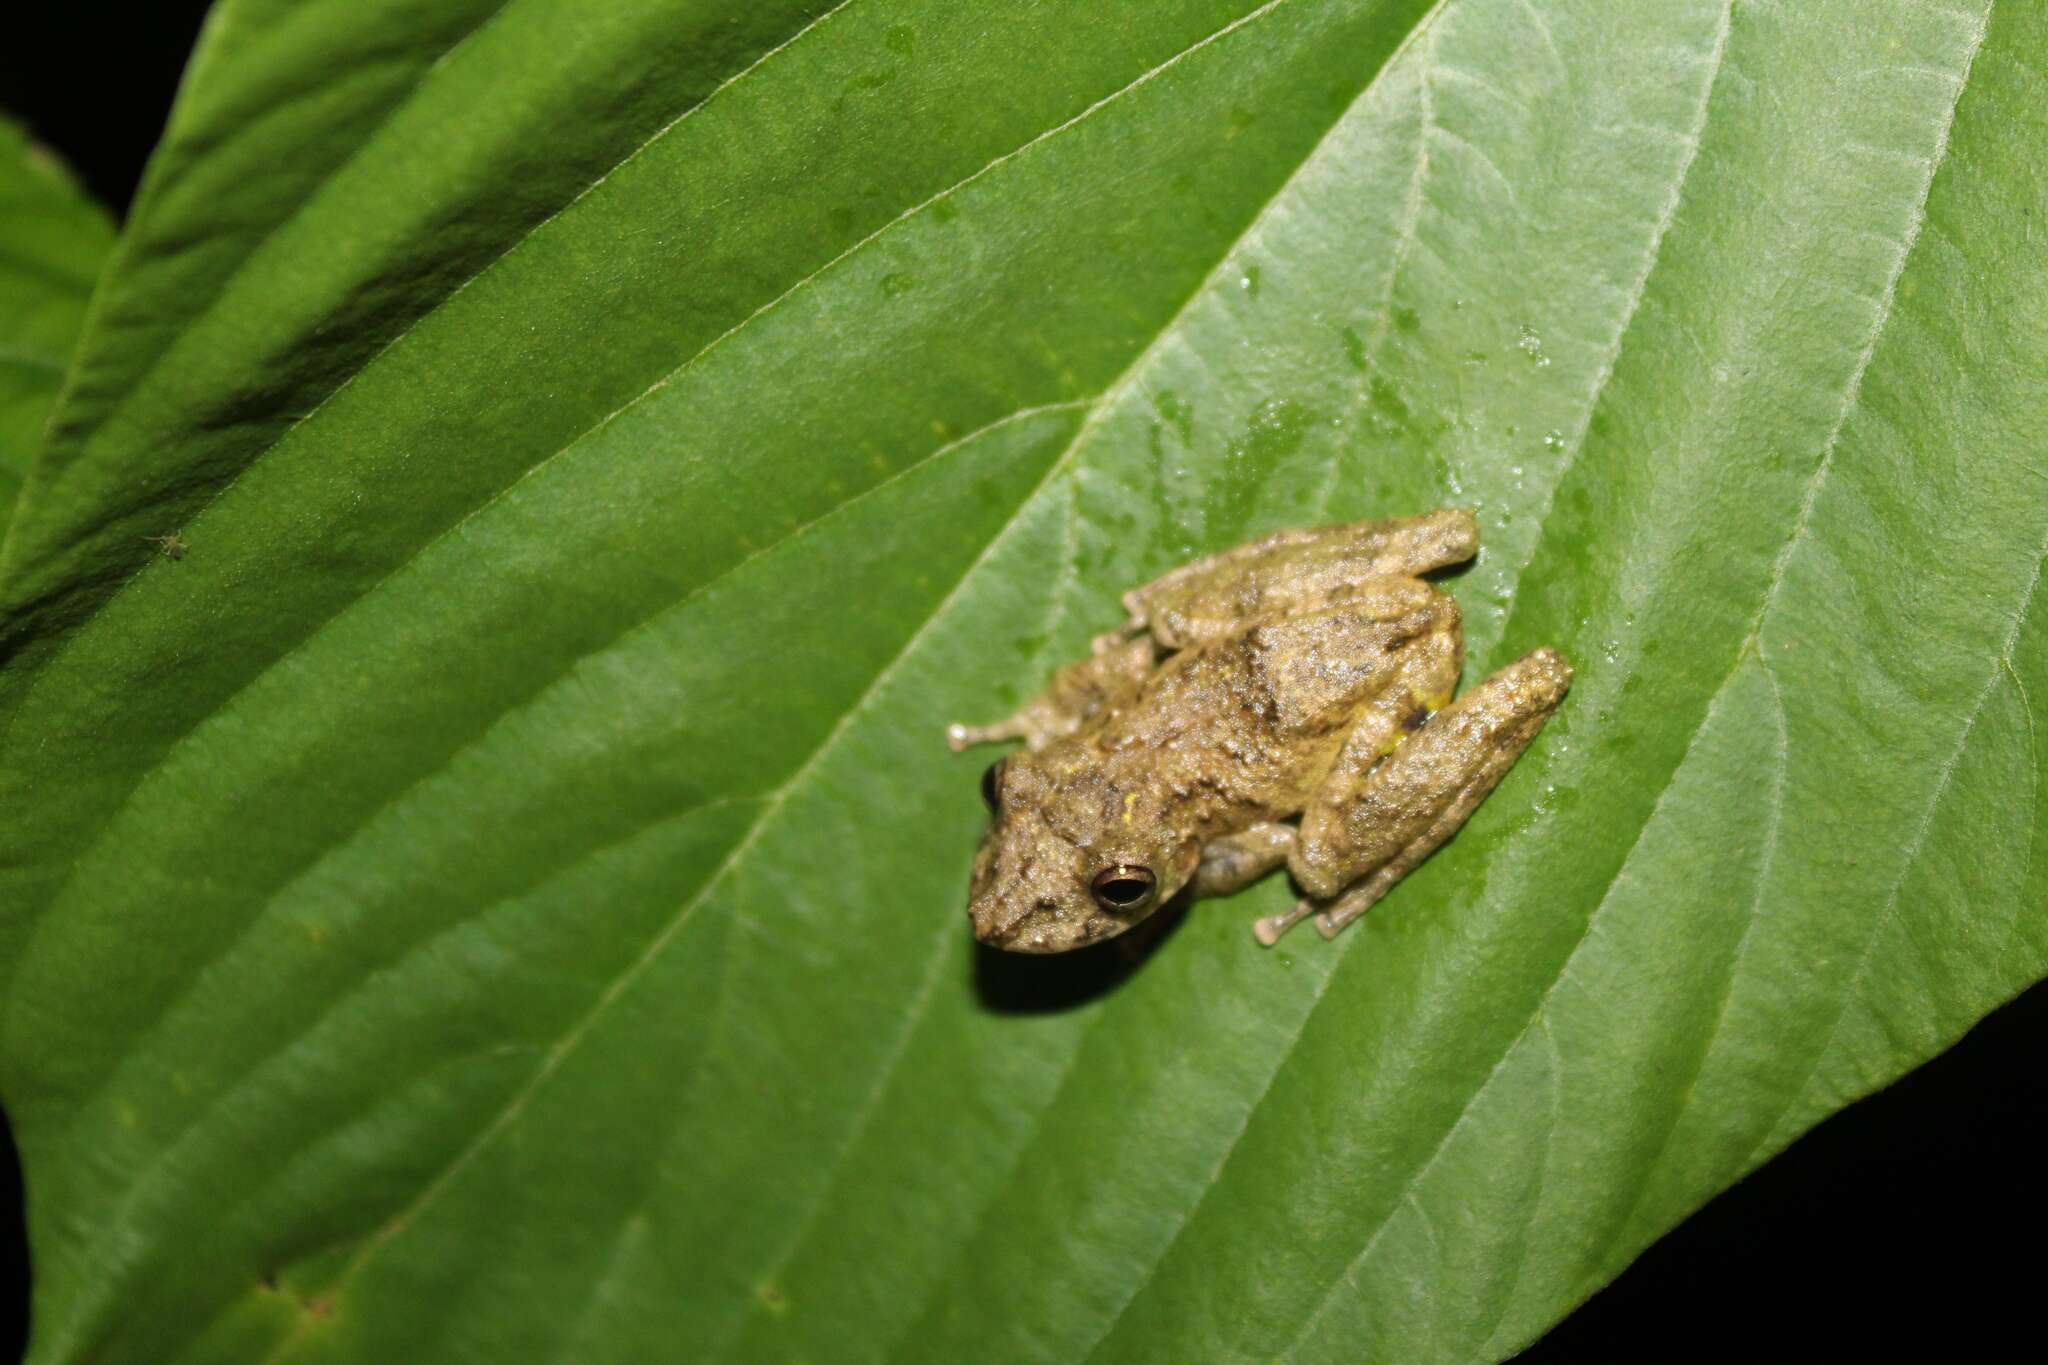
[1090,865,1156,912]
[980,760,1005,812]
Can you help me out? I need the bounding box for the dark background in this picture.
[4,4,2044,1360]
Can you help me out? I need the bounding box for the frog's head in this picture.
[966,755,1197,953]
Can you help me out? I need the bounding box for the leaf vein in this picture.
[62,402,1085,1248]
[1314,7,1443,514]
[1751,528,2046,1163]
[24,0,1298,947]
[1071,955,1350,1364]
[206,411,1082,1365]
[1281,628,1752,1358]
[1997,654,2040,964]
[0,240,101,296]
[704,906,957,1362]
[0,0,855,697]
[0,348,68,377]
[1488,0,1734,651]
[1470,1015,1563,1357]
[1575,648,1787,1291]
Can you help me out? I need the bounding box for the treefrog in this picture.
[949,508,1570,952]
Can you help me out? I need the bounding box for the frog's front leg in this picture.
[1263,647,1572,944]
[947,634,1153,752]
[1190,822,1296,898]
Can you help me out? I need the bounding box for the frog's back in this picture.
[1085,599,1446,827]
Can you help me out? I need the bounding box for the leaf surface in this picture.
[0,116,113,538]
[2,1,2044,1362]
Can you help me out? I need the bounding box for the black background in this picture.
[4,4,2044,1360]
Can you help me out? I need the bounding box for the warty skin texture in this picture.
[953,509,1570,952]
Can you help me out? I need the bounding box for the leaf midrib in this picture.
[1071,1,1740,1355]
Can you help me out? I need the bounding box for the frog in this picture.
[948,507,1571,952]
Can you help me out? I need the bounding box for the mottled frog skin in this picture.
[950,509,1570,952]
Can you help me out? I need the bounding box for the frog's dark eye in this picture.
[980,760,1005,812]
[1090,865,1156,912]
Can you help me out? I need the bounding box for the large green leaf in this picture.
[3,0,2043,1360]
[0,116,114,539]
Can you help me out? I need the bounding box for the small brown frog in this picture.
[950,508,1570,952]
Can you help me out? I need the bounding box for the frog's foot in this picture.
[1248,844,1441,943]
[1254,878,1400,944]
[946,719,1026,752]
[1313,872,1402,939]
[1253,898,1318,946]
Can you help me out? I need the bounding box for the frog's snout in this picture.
[971,879,1135,952]
[967,788,1126,953]
[972,897,1055,951]
[968,880,1038,949]
[966,852,1069,949]
[972,898,1110,954]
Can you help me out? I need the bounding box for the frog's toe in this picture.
[947,719,1018,751]
[1253,898,1317,946]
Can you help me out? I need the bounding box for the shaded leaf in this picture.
[2,1,2043,1362]
[0,116,114,538]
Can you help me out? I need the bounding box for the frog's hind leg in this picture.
[1282,647,1572,941]
[946,634,1153,752]
[1116,508,1481,649]
[1252,606,1464,947]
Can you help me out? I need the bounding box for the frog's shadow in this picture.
[972,897,1190,1015]
[1424,556,1475,588]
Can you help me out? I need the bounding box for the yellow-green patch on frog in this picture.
[951,508,1570,952]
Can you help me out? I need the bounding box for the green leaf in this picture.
[3,0,2043,1360]
[0,116,114,540]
